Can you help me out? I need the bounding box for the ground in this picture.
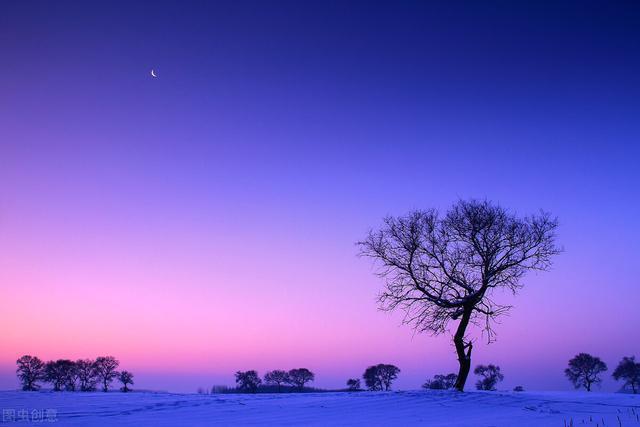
[1,390,638,426]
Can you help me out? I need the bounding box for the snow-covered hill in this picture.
[1,389,638,426]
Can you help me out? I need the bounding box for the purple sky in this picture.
[1,1,639,392]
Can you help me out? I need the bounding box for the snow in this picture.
[0,389,638,426]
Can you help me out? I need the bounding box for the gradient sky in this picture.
[1,1,639,393]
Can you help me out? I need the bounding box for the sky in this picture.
[0,1,639,393]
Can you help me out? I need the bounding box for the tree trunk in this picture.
[453,307,473,391]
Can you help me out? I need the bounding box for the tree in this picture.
[235,370,261,393]
[359,199,560,391]
[565,353,607,391]
[363,366,382,391]
[94,356,120,392]
[264,370,289,392]
[75,359,98,391]
[44,360,76,392]
[612,356,640,394]
[378,364,400,391]
[423,373,457,390]
[64,361,80,391]
[363,364,400,391]
[474,364,504,391]
[16,355,45,391]
[287,368,315,391]
[346,378,361,391]
[118,371,134,392]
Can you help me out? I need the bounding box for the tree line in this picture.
[231,368,315,393]
[16,355,134,392]
[229,364,403,394]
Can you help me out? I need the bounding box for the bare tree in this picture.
[378,364,400,391]
[565,353,607,391]
[64,361,80,391]
[423,373,457,390]
[363,364,400,391]
[612,356,640,394]
[94,356,120,392]
[75,359,98,391]
[358,199,559,391]
[363,366,382,391]
[16,355,45,391]
[264,370,289,392]
[118,371,134,392]
[235,370,261,393]
[346,378,361,391]
[287,368,315,391]
[44,360,76,392]
[474,364,504,391]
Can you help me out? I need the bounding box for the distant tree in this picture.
[423,373,457,390]
[287,368,315,391]
[75,359,98,391]
[363,364,400,391]
[235,370,261,393]
[513,386,524,392]
[565,353,607,392]
[378,364,400,391]
[44,360,76,392]
[118,371,134,392]
[363,366,382,391]
[474,364,504,391]
[16,355,45,391]
[359,200,560,391]
[346,378,361,391]
[612,356,640,394]
[94,356,120,392]
[64,362,80,391]
[264,370,290,392]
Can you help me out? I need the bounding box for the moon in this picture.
[150,69,157,78]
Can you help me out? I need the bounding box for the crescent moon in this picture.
[151,69,157,78]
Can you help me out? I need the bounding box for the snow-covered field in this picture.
[1,389,638,426]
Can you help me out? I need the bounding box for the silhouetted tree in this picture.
[363,364,400,391]
[75,359,98,391]
[363,366,382,391]
[44,360,76,392]
[64,362,80,391]
[474,364,504,391]
[16,355,45,391]
[118,371,134,392]
[235,370,261,393]
[264,370,289,392]
[565,353,607,391]
[378,364,400,391]
[347,378,361,391]
[287,368,314,391]
[94,356,120,392]
[612,356,640,394]
[513,385,524,392]
[359,200,560,391]
[423,373,457,390]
